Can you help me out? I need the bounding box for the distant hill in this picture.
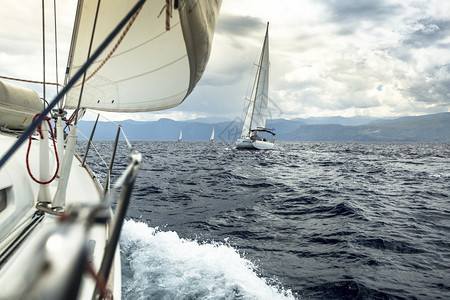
[291,116,382,126]
[78,112,450,142]
[277,112,450,142]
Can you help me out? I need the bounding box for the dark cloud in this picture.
[2,1,449,120]
[321,0,402,35]
[200,63,249,86]
[403,18,450,48]
[324,0,401,22]
[215,14,265,37]
[403,64,450,104]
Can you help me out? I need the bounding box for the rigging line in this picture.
[85,110,121,126]
[120,126,132,150]
[249,60,262,134]
[0,75,64,87]
[74,4,144,89]
[53,0,60,108]
[0,0,148,170]
[77,130,109,169]
[42,0,46,108]
[74,0,102,125]
[242,59,259,135]
[84,110,133,150]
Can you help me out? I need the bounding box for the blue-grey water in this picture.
[79,141,450,299]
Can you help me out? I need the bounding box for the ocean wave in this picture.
[120,219,296,300]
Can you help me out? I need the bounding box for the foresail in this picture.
[241,84,256,137]
[64,0,221,112]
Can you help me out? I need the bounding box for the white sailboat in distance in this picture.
[210,126,215,141]
[236,22,275,150]
[178,129,183,142]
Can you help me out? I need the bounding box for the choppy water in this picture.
[80,141,450,299]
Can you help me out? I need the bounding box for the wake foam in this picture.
[120,219,295,299]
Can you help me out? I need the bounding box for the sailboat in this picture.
[178,129,183,142]
[236,22,275,150]
[210,126,215,141]
[0,0,221,299]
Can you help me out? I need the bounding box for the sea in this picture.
[79,141,450,300]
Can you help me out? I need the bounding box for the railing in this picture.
[94,148,141,299]
[11,145,141,300]
[77,112,142,300]
[78,113,133,196]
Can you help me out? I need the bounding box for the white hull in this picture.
[236,138,274,150]
[0,131,121,299]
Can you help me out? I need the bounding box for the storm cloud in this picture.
[0,0,449,121]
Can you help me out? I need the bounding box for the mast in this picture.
[62,0,84,108]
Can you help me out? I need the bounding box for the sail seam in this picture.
[75,4,144,88]
[90,22,181,64]
[114,55,187,84]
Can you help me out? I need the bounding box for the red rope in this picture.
[0,74,64,87]
[166,0,171,30]
[64,110,77,130]
[87,262,113,300]
[26,114,60,185]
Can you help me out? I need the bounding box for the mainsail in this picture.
[64,0,221,112]
[241,23,270,137]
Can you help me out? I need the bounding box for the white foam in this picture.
[120,219,295,299]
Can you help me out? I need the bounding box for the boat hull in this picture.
[235,138,274,150]
[0,131,121,299]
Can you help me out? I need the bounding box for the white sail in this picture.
[64,0,221,112]
[178,129,182,141]
[241,90,256,137]
[210,126,214,141]
[241,23,270,137]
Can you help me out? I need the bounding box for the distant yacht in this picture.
[210,126,215,141]
[178,129,182,142]
[236,22,275,150]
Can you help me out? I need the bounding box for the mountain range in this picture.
[78,112,450,142]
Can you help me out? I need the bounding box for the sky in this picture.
[1,0,450,121]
